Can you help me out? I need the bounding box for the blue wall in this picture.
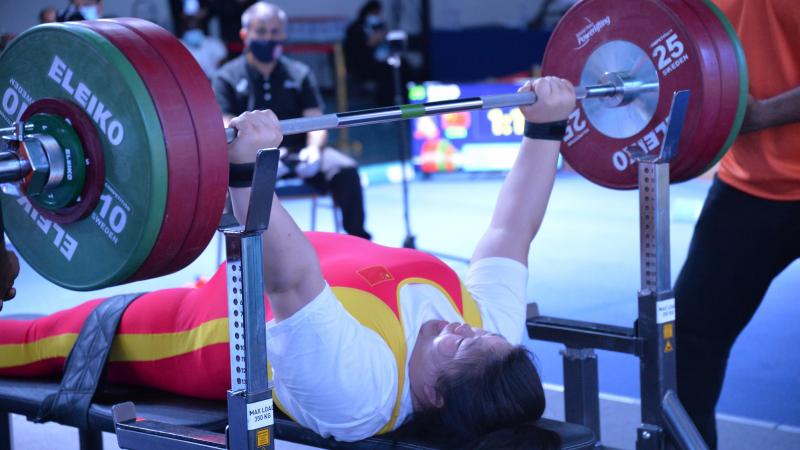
[429,28,551,82]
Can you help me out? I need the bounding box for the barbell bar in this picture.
[223,80,661,143]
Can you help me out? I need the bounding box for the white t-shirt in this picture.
[265,257,528,441]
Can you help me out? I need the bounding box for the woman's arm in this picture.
[227,110,325,321]
[227,110,398,438]
[470,77,576,266]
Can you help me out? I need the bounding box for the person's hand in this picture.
[519,77,576,124]
[739,95,770,134]
[295,145,322,178]
[367,28,387,47]
[0,249,19,312]
[228,110,283,164]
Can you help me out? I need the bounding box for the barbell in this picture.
[0,0,745,290]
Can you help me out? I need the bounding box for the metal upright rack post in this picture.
[632,91,707,450]
[113,149,281,450]
[224,149,280,450]
[528,90,709,450]
[632,91,686,450]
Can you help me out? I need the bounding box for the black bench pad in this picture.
[0,378,228,432]
[274,413,596,449]
[0,378,596,449]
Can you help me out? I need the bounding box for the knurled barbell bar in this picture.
[0,0,745,290]
[223,77,660,143]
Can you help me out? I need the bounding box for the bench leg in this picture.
[1,412,12,450]
[561,347,601,442]
[79,429,103,450]
[333,203,342,233]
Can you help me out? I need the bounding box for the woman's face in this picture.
[430,321,511,363]
[411,320,513,408]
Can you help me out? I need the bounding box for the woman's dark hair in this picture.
[399,346,561,449]
[356,0,382,22]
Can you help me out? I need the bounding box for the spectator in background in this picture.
[180,15,227,78]
[344,0,396,106]
[39,6,59,23]
[59,0,103,21]
[171,0,210,38]
[212,2,371,240]
[209,0,256,59]
[527,0,577,31]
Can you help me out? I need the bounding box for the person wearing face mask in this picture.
[39,6,59,24]
[170,0,210,38]
[344,1,398,106]
[1,77,573,448]
[212,2,372,240]
[58,0,102,22]
[180,15,227,78]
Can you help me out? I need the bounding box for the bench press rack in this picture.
[106,146,597,449]
[0,94,700,450]
[110,149,281,450]
[528,91,708,450]
[0,94,698,450]
[0,137,595,450]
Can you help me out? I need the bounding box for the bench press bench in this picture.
[0,154,597,450]
[0,337,596,450]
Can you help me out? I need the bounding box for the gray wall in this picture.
[0,0,368,37]
[0,0,565,39]
[0,0,173,35]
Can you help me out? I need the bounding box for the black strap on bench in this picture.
[34,293,142,428]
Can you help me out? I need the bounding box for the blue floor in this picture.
[4,171,799,427]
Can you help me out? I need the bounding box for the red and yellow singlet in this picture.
[0,232,482,432]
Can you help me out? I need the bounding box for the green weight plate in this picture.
[0,23,167,290]
[26,113,87,210]
[700,0,748,169]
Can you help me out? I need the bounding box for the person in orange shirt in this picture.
[675,0,800,447]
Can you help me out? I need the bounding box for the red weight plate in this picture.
[77,21,200,281]
[678,0,742,177]
[113,18,228,273]
[657,0,725,182]
[21,99,104,223]
[543,0,718,189]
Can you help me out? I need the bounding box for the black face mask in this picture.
[249,39,283,64]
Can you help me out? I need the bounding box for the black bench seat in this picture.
[0,377,596,449]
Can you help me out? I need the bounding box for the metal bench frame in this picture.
[528,91,708,450]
